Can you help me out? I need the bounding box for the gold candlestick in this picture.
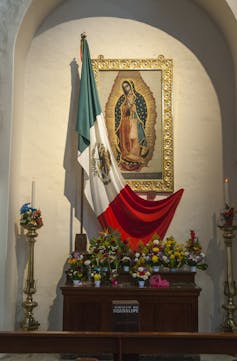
[219,206,237,332]
[21,224,41,331]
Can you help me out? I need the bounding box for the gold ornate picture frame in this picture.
[92,55,174,193]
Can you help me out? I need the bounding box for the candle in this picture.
[31,180,36,208]
[224,178,230,207]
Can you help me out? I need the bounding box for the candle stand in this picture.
[21,225,40,330]
[218,206,237,332]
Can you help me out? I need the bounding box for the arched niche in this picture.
[1,0,237,331]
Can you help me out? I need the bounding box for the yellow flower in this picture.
[94,273,101,281]
[152,247,159,253]
[152,255,159,263]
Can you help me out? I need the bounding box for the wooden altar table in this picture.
[61,272,201,332]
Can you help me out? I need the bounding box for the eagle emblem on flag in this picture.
[92,143,111,185]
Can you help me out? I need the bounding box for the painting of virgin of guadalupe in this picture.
[91,56,174,193]
[104,70,157,174]
[115,80,149,171]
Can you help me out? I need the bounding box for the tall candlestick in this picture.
[31,180,36,208]
[224,178,230,207]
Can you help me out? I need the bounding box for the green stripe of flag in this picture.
[76,39,101,153]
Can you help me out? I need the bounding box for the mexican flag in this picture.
[76,37,183,250]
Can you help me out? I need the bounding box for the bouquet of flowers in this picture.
[161,236,184,269]
[132,266,151,281]
[65,251,85,282]
[143,234,163,266]
[184,230,208,270]
[121,255,132,266]
[20,203,43,228]
[91,269,102,285]
[89,228,125,271]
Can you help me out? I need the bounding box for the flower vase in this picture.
[153,265,160,273]
[94,280,101,287]
[170,267,177,272]
[73,280,82,287]
[123,265,130,272]
[138,280,145,288]
[190,266,197,272]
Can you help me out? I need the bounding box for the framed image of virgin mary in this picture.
[92,55,174,193]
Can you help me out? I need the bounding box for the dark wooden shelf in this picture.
[61,272,201,333]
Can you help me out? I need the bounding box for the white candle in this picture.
[224,178,230,207]
[31,180,36,208]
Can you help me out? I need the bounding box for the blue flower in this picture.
[20,203,31,214]
[20,203,37,214]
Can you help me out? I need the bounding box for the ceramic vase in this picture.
[153,265,160,273]
[138,280,145,288]
[94,280,101,287]
[73,280,82,286]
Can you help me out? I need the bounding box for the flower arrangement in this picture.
[184,230,208,270]
[91,270,101,283]
[143,234,163,267]
[65,251,85,281]
[20,203,43,228]
[89,228,125,272]
[121,256,132,267]
[132,266,151,281]
[161,236,184,269]
[65,228,208,286]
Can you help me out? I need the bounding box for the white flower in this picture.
[138,266,144,272]
[84,259,91,266]
[153,239,159,245]
[135,252,140,258]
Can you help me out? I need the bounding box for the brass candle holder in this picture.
[218,205,237,332]
[21,224,41,331]
[20,203,43,331]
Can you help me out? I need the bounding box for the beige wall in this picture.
[1,0,237,332]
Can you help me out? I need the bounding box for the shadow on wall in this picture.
[48,262,67,330]
[14,223,28,330]
[205,213,225,331]
[63,57,100,251]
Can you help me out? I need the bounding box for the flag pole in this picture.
[80,167,84,234]
[75,33,88,253]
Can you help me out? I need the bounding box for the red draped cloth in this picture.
[98,185,184,250]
